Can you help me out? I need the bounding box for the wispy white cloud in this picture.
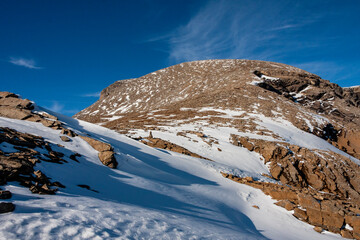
[48,101,64,113]
[81,92,101,97]
[268,24,303,31]
[46,101,79,115]
[155,0,320,64]
[9,57,43,69]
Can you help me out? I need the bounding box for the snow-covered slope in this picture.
[0,111,342,240]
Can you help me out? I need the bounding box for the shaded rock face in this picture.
[230,135,360,238]
[79,136,118,168]
[254,70,358,109]
[252,70,360,159]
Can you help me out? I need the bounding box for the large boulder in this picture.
[98,151,117,168]
[79,136,113,152]
[79,136,118,168]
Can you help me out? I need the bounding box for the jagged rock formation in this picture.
[222,173,359,239]
[0,126,69,212]
[231,135,360,201]
[0,92,118,213]
[0,91,62,130]
[253,71,360,158]
[0,126,66,193]
[0,92,117,169]
[229,135,360,238]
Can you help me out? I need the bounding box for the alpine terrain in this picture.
[1,59,360,239]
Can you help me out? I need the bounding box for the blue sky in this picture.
[1,0,359,115]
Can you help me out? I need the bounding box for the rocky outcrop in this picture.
[253,71,360,159]
[0,92,34,120]
[0,91,78,135]
[335,129,360,159]
[0,126,77,213]
[222,173,360,239]
[0,91,119,170]
[229,135,360,238]
[254,70,357,111]
[79,136,118,168]
[231,135,360,201]
[139,133,210,160]
[0,127,66,195]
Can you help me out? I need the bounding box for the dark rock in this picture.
[0,202,15,213]
[61,128,76,137]
[0,190,11,199]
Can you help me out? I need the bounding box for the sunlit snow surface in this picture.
[0,112,344,240]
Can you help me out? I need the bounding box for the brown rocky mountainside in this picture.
[75,60,360,159]
[74,59,360,238]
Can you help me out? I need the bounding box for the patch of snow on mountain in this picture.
[261,75,280,81]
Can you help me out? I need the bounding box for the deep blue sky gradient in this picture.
[1,0,359,115]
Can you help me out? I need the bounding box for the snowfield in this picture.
[0,110,344,239]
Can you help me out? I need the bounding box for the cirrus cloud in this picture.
[9,57,43,69]
[154,0,322,64]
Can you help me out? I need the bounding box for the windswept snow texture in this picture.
[0,114,342,240]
